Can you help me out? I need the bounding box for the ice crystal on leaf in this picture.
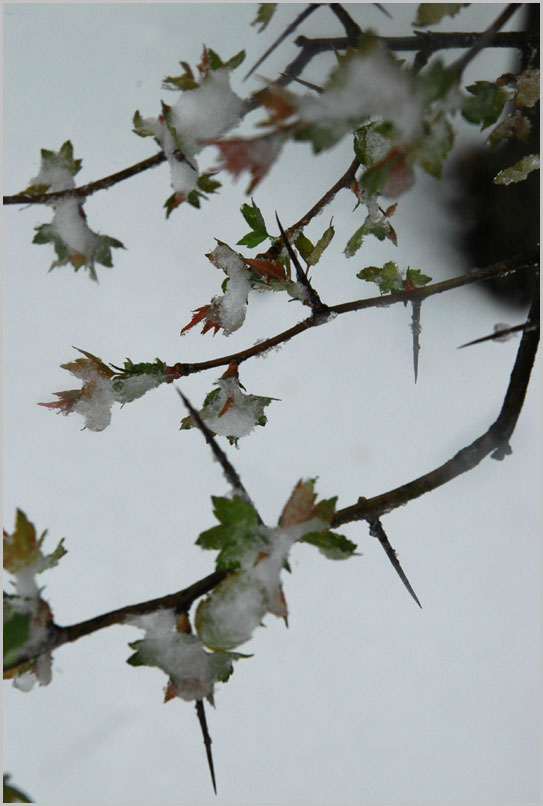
[194,480,356,651]
[134,48,245,210]
[39,350,169,432]
[28,142,124,280]
[127,610,245,705]
[180,363,275,444]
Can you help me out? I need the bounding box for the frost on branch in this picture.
[27,142,124,281]
[39,350,169,432]
[3,510,67,691]
[194,480,356,651]
[180,362,275,445]
[133,47,245,214]
[126,610,244,705]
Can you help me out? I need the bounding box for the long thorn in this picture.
[244,4,321,80]
[275,213,328,316]
[458,321,538,349]
[369,519,422,608]
[410,300,422,383]
[195,699,217,795]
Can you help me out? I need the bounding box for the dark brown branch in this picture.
[458,320,539,349]
[3,151,166,206]
[367,517,422,608]
[3,570,227,673]
[329,4,362,43]
[449,4,523,76]
[173,251,538,377]
[332,278,540,528]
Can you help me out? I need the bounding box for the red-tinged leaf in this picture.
[253,85,297,122]
[164,192,186,218]
[218,396,235,418]
[387,222,398,246]
[164,679,180,702]
[38,389,81,415]
[181,303,222,336]
[279,479,318,527]
[383,202,398,217]
[244,257,289,281]
[198,46,211,76]
[214,133,285,193]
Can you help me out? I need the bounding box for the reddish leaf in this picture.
[253,86,297,122]
[244,257,289,281]
[214,132,285,193]
[180,303,222,336]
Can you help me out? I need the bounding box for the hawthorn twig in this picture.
[195,699,217,794]
[329,4,363,43]
[367,517,422,608]
[332,278,540,527]
[449,3,523,76]
[410,300,422,383]
[172,251,538,377]
[3,570,227,673]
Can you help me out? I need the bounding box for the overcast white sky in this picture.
[3,3,541,804]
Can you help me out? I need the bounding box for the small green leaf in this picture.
[300,530,357,560]
[197,173,221,194]
[3,606,31,668]
[357,261,404,293]
[294,232,314,262]
[493,154,540,185]
[236,231,269,248]
[306,221,335,266]
[462,81,508,130]
[345,214,396,257]
[416,59,457,108]
[224,49,246,71]
[406,268,432,287]
[413,4,469,27]
[196,496,267,571]
[251,3,277,31]
[414,116,455,178]
[240,199,268,235]
[132,110,156,137]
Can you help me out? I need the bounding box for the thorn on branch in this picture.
[195,699,217,794]
[275,213,330,318]
[176,389,261,521]
[368,517,422,608]
[244,3,322,80]
[457,320,538,349]
[329,4,363,43]
[410,300,422,383]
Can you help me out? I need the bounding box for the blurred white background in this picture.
[3,3,541,804]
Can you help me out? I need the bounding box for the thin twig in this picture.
[449,3,523,76]
[367,517,422,608]
[329,4,362,43]
[195,699,217,794]
[458,321,539,349]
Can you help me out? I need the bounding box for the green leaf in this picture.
[486,111,531,148]
[240,199,268,235]
[3,605,31,668]
[132,110,156,137]
[300,530,358,560]
[293,123,342,154]
[406,268,432,287]
[353,120,396,167]
[251,3,277,31]
[196,496,267,571]
[493,154,540,185]
[224,49,246,71]
[294,232,314,262]
[3,774,33,803]
[414,116,455,178]
[462,81,509,130]
[413,4,469,27]
[197,173,221,194]
[345,215,396,257]
[357,261,404,293]
[416,60,457,108]
[236,230,269,248]
[306,221,335,266]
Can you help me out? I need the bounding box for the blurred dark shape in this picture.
[451,4,539,309]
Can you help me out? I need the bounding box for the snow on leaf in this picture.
[412,4,469,26]
[353,120,397,168]
[345,213,397,257]
[127,609,245,704]
[516,68,540,109]
[493,154,540,185]
[251,3,277,31]
[195,496,267,571]
[25,140,81,193]
[180,369,275,443]
[357,261,404,293]
[486,110,531,148]
[462,81,509,130]
[195,571,270,650]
